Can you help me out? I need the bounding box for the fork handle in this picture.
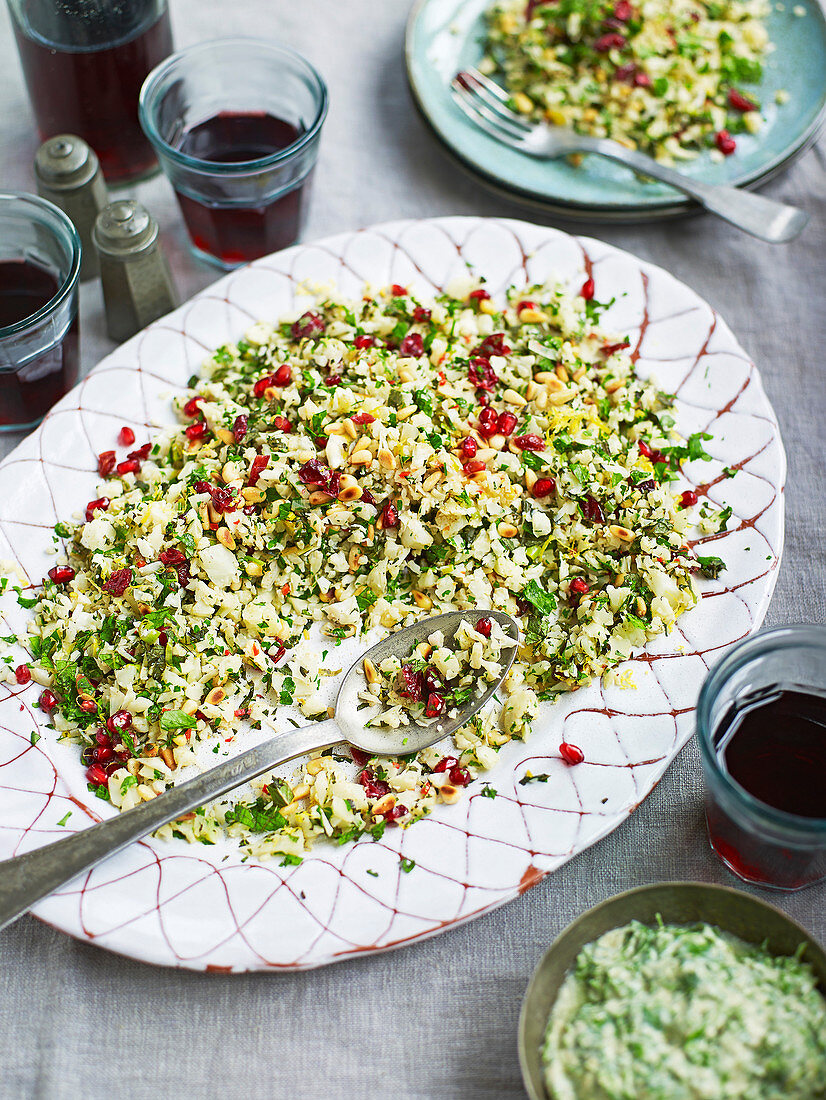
[0,718,340,934]
[593,141,808,243]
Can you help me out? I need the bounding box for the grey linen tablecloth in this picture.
[0,2,824,1097]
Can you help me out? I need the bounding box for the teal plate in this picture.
[406,0,826,218]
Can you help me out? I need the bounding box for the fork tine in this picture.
[457,69,533,132]
[451,77,530,143]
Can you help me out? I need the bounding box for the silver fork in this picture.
[451,69,808,244]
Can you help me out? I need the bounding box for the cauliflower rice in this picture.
[6,276,726,862]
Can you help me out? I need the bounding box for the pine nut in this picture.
[415,642,433,659]
[608,524,635,542]
[526,380,539,401]
[488,433,506,451]
[215,428,235,446]
[412,590,432,610]
[159,747,176,770]
[205,687,225,705]
[342,418,358,440]
[217,527,236,550]
[348,546,363,573]
[372,793,396,815]
[396,405,418,421]
[478,298,496,315]
[635,596,647,617]
[363,657,378,684]
[572,366,587,382]
[338,485,361,503]
[503,388,527,407]
[440,783,462,804]
[555,364,569,382]
[534,371,555,383]
[378,448,396,470]
[534,390,548,410]
[397,366,414,383]
[497,521,518,538]
[242,487,264,503]
[309,489,334,505]
[513,91,533,114]
[244,561,263,577]
[605,378,624,394]
[524,469,538,490]
[306,758,325,776]
[349,449,372,466]
[422,470,441,492]
[614,571,626,586]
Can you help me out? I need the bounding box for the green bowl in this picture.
[518,882,826,1100]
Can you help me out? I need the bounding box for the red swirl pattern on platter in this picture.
[0,218,785,971]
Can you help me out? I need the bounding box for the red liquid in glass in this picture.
[175,112,309,265]
[0,260,79,427]
[707,687,826,888]
[12,9,173,183]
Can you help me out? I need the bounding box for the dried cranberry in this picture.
[613,0,632,19]
[580,276,595,301]
[391,284,407,297]
[248,455,270,486]
[397,664,423,700]
[516,299,535,312]
[614,62,638,83]
[461,437,478,460]
[715,129,736,156]
[97,450,116,477]
[292,311,325,340]
[297,459,330,487]
[472,333,511,358]
[86,763,108,786]
[496,411,518,436]
[515,597,531,616]
[184,421,208,441]
[476,616,492,637]
[328,472,342,498]
[39,689,58,712]
[468,356,498,392]
[353,336,374,350]
[383,804,408,822]
[399,332,425,358]
[210,485,236,513]
[514,434,545,451]
[681,489,698,508]
[253,374,275,398]
[463,460,487,476]
[425,693,445,717]
[581,495,605,524]
[728,88,755,112]
[594,32,626,51]
[273,364,292,387]
[272,416,292,433]
[634,478,656,493]
[233,414,248,443]
[449,764,471,787]
[85,497,110,522]
[532,478,556,499]
[477,406,498,438]
[102,568,132,596]
[413,306,432,323]
[48,566,74,584]
[159,548,187,568]
[351,747,371,766]
[433,756,458,774]
[183,396,204,418]
[175,563,190,588]
[158,631,168,647]
[360,488,377,506]
[193,479,212,495]
[634,71,652,87]
[351,412,375,425]
[570,577,589,602]
[422,667,443,696]
[559,741,585,765]
[381,500,399,528]
[118,425,135,446]
[14,665,31,685]
[358,768,390,800]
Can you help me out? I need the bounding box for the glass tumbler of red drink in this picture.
[697,624,826,891]
[0,192,81,432]
[138,38,328,269]
[6,0,173,184]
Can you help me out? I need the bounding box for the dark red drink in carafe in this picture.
[9,0,173,183]
[174,111,309,265]
[0,259,79,427]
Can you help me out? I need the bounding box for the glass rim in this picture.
[138,37,329,175]
[696,623,826,837]
[0,192,81,340]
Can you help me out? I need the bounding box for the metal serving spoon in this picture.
[0,609,518,933]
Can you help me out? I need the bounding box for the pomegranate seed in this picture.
[581,495,606,524]
[248,455,269,485]
[449,764,471,787]
[594,32,626,51]
[104,760,123,776]
[559,741,585,766]
[86,763,109,786]
[128,443,152,462]
[351,412,375,425]
[570,577,590,600]
[272,364,292,387]
[39,689,58,712]
[97,450,116,477]
[184,421,208,441]
[118,425,135,446]
[292,311,325,340]
[48,565,75,584]
[391,284,407,297]
[478,406,498,438]
[516,299,535,312]
[107,711,132,735]
[614,0,632,19]
[253,374,275,397]
[468,356,498,392]
[532,478,556,499]
[95,729,111,746]
[233,414,248,443]
[463,460,487,475]
[476,616,492,637]
[358,768,391,800]
[79,699,97,714]
[513,434,545,451]
[116,458,140,475]
[680,489,698,508]
[728,88,755,112]
[413,306,431,323]
[472,333,511,358]
[353,335,374,350]
[14,664,31,685]
[580,276,595,300]
[384,804,408,822]
[637,440,653,458]
[381,500,399,528]
[477,391,490,406]
[469,288,490,303]
[425,693,445,717]
[92,744,114,763]
[715,130,736,155]
[460,437,478,460]
[634,71,652,87]
[85,496,110,522]
[102,567,133,596]
[433,756,458,774]
[272,416,292,433]
[496,411,518,436]
[399,332,425,358]
[158,630,168,647]
[183,396,204,417]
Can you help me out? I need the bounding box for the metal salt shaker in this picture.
[93,200,178,343]
[34,134,108,281]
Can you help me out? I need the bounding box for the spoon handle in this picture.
[0,717,340,933]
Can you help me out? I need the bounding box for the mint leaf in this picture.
[159,709,196,732]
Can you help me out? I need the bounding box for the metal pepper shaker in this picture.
[92,200,178,343]
[34,134,108,281]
